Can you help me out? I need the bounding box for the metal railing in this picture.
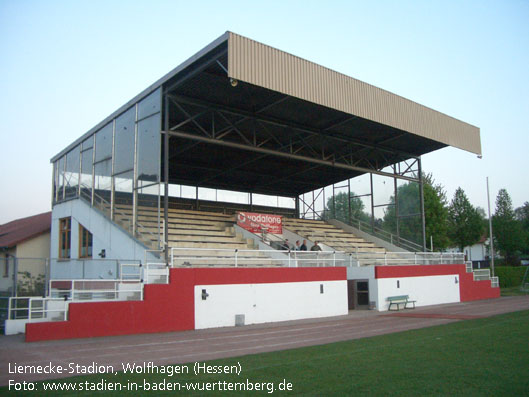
[170,248,346,268]
[120,262,169,284]
[472,269,492,281]
[81,183,163,250]
[305,209,426,252]
[170,247,465,268]
[48,279,143,301]
[350,217,425,252]
[49,257,141,281]
[8,297,68,322]
[347,251,465,267]
[144,249,165,267]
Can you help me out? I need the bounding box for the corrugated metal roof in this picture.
[0,212,51,248]
[227,32,481,155]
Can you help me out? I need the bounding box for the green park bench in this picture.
[387,295,416,311]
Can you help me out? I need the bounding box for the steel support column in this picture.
[370,173,375,232]
[110,120,116,221]
[394,165,400,242]
[163,98,170,263]
[418,157,427,251]
[132,104,139,237]
[347,178,352,224]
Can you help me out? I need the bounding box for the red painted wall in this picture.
[459,272,500,301]
[375,264,500,302]
[375,264,464,279]
[26,267,346,342]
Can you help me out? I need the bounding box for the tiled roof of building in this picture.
[0,212,51,248]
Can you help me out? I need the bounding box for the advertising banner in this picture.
[236,212,283,234]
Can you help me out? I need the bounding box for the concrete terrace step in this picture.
[303,235,373,244]
[173,262,284,268]
[283,217,385,254]
[168,242,253,249]
[166,235,250,244]
[116,205,235,219]
[115,207,236,223]
[170,249,271,258]
[322,241,376,248]
[122,212,233,226]
[283,218,327,225]
[172,259,279,266]
[135,220,224,231]
[139,227,230,237]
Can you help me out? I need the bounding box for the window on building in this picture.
[79,224,93,258]
[59,217,71,259]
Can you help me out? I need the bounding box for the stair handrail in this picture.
[303,209,427,252]
[80,183,163,250]
[324,210,427,252]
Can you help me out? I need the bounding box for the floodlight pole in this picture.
[486,177,495,278]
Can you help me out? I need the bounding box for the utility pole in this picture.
[486,177,495,278]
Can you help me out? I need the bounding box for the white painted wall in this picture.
[195,280,348,329]
[376,274,461,311]
[50,199,158,279]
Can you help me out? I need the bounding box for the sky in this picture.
[1,0,528,224]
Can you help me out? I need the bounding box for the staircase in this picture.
[283,218,383,253]
[466,263,499,288]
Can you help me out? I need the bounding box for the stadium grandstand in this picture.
[5,32,499,341]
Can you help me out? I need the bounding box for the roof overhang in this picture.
[227,32,480,155]
[52,32,480,198]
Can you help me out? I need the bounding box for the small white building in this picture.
[447,235,489,263]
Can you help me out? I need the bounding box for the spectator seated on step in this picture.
[281,239,291,251]
[310,241,322,251]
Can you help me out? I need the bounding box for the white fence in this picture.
[352,251,466,267]
[48,279,144,301]
[170,248,465,268]
[170,248,346,268]
[6,296,69,334]
[120,262,169,284]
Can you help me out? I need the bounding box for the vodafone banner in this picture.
[236,212,283,234]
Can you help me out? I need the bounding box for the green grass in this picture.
[3,310,529,396]
[501,286,529,296]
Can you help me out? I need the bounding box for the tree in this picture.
[493,189,524,264]
[448,187,484,252]
[382,174,451,249]
[515,202,529,254]
[423,174,451,250]
[382,182,422,245]
[324,191,370,224]
[515,202,529,229]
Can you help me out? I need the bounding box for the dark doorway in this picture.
[347,279,370,310]
[355,280,369,309]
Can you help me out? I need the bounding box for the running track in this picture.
[1,296,528,386]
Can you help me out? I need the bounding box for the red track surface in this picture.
[1,296,527,386]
